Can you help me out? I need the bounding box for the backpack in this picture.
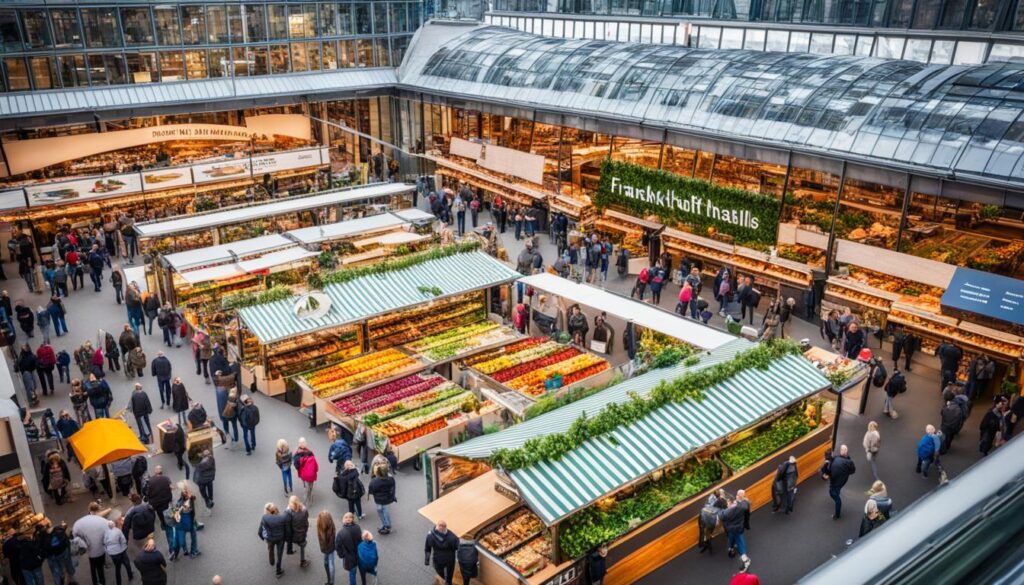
[639,268,649,284]
[332,474,345,498]
[346,475,364,500]
[679,287,692,303]
[872,362,888,388]
[470,199,479,211]
[749,289,762,308]
[652,271,664,285]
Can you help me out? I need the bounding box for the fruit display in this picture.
[825,278,895,312]
[403,321,517,361]
[333,373,446,416]
[368,293,485,350]
[845,267,945,309]
[361,383,466,425]
[268,329,361,379]
[371,391,475,445]
[479,509,545,556]
[302,349,422,398]
[464,337,546,369]
[505,354,610,397]
[503,535,551,576]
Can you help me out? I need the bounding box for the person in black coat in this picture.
[259,503,289,577]
[980,396,1009,456]
[335,512,362,584]
[890,325,917,372]
[883,369,906,418]
[193,450,216,510]
[129,383,153,444]
[824,445,856,519]
[14,302,34,337]
[170,377,190,426]
[367,468,396,534]
[843,322,865,360]
[145,466,174,530]
[771,456,798,514]
[720,491,751,569]
[457,539,479,585]
[122,493,157,547]
[337,461,364,519]
[587,544,608,585]
[935,341,963,393]
[134,539,167,585]
[150,352,173,408]
[424,521,459,585]
[160,421,190,480]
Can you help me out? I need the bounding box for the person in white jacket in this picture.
[104,520,134,585]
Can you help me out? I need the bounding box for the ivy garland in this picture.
[221,285,294,310]
[488,340,803,472]
[595,160,781,247]
[319,240,481,287]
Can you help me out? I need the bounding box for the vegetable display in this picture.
[333,373,447,416]
[719,411,812,471]
[302,349,421,398]
[371,391,476,445]
[403,321,515,361]
[559,458,724,559]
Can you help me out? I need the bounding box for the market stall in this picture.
[423,339,835,585]
[133,182,414,254]
[235,249,521,405]
[592,208,661,260]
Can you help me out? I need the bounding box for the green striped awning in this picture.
[443,339,831,525]
[237,251,521,344]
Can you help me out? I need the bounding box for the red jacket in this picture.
[36,345,56,367]
[65,250,79,265]
[91,348,104,367]
[296,448,319,483]
[730,574,761,585]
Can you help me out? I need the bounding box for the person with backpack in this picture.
[84,373,112,419]
[194,450,216,511]
[367,467,396,534]
[56,349,71,384]
[336,460,364,519]
[457,538,479,585]
[916,425,943,478]
[676,282,693,317]
[215,370,240,444]
[41,450,70,505]
[883,368,906,418]
[239,395,261,455]
[935,341,963,393]
[631,266,649,301]
[357,531,378,585]
[328,426,352,474]
[87,244,105,292]
[648,262,666,304]
[122,493,156,555]
[771,456,798,514]
[150,351,173,408]
[162,420,190,480]
[294,437,319,505]
[259,503,289,578]
[35,342,55,396]
[41,518,75,585]
[47,295,68,338]
[939,398,964,455]
[424,520,459,585]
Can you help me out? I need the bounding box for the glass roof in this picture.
[409,26,1024,182]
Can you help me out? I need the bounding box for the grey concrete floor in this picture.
[2,204,994,585]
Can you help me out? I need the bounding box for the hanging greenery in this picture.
[222,285,294,310]
[319,241,481,287]
[488,340,804,472]
[417,285,443,297]
[595,160,781,247]
[524,373,625,420]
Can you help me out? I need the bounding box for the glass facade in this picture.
[0,1,424,91]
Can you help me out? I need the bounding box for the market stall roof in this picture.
[68,419,147,470]
[392,208,436,223]
[163,234,293,272]
[443,339,831,524]
[418,470,519,538]
[134,183,414,238]
[237,247,319,273]
[286,213,408,246]
[519,272,735,351]
[123,265,148,292]
[237,250,522,344]
[178,263,248,285]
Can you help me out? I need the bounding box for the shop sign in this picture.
[250,148,325,176]
[141,167,194,191]
[0,190,27,211]
[24,173,144,207]
[191,158,252,184]
[494,480,522,502]
[293,292,332,320]
[596,160,780,247]
[450,137,545,186]
[540,558,586,585]
[941,267,1024,326]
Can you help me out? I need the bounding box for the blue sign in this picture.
[941,267,1024,326]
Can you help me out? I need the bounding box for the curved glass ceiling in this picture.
[410,26,1024,182]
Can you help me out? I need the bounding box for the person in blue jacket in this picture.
[357,531,378,585]
[328,426,352,474]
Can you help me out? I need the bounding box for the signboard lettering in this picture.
[941,267,1024,326]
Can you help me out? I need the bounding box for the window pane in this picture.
[207,5,228,43]
[357,38,373,66]
[270,44,289,73]
[210,47,230,77]
[874,36,904,58]
[374,3,388,33]
[307,41,321,70]
[154,7,182,45]
[160,51,184,81]
[251,46,269,74]
[833,34,855,55]
[789,31,810,52]
[82,8,122,48]
[228,5,243,43]
[245,4,267,42]
[721,28,743,49]
[339,3,354,34]
[930,39,954,63]
[186,49,208,78]
[57,54,87,87]
[339,39,355,67]
[391,35,410,64]
[356,4,372,34]
[91,53,127,85]
[0,10,23,52]
[29,57,58,89]
[855,35,874,55]
[121,7,155,45]
[181,6,206,45]
[289,4,315,38]
[904,38,931,61]
[990,43,1024,61]
[953,41,985,64]
[50,8,81,48]
[766,30,788,51]
[22,10,53,49]
[375,38,390,66]
[231,46,249,76]
[744,29,765,50]
[125,52,157,83]
[321,3,338,35]
[322,40,338,69]
[268,4,288,39]
[291,41,309,71]
[809,32,832,53]
[4,57,29,90]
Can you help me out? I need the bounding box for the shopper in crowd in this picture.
[103,332,120,374]
[17,524,45,585]
[41,450,70,505]
[328,426,353,474]
[143,293,160,336]
[239,395,261,455]
[368,465,396,534]
[259,502,288,578]
[843,322,865,360]
[110,266,124,305]
[34,306,50,345]
[916,424,943,479]
[890,324,916,372]
[125,283,144,337]
[47,295,68,337]
[170,377,190,427]
[858,499,886,537]
[295,437,319,505]
[56,348,71,384]
[214,369,240,444]
[104,520,133,585]
[134,539,167,585]
[285,495,310,568]
[146,466,174,534]
[771,455,798,515]
[172,481,199,559]
[779,297,796,337]
[336,512,362,585]
[128,383,153,444]
[85,372,113,419]
[192,331,213,384]
[118,323,138,361]
[883,368,906,418]
[824,444,856,520]
[122,493,157,554]
[567,305,589,346]
[867,480,893,519]
[157,304,175,347]
[70,380,91,424]
[939,397,964,455]
[88,244,105,292]
[318,510,337,585]
[161,420,190,480]
[821,310,842,351]
[73,501,110,585]
[357,531,378,585]
[337,460,364,519]
[980,396,1009,456]
[194,449,216,512]
[935,340,963,393]
[740,277,761,326]
[425,520,459,585]
[863,421,881,480]
[35,341,55,396]
[967,354,995,399]
[276,439,294,494]
[15,343,38,403]
[54,409,80,447]
[52,262,69,298]
[126,346,147,379]
[721,490,752,572]
[151,351,173,408]
[40,518,75,585]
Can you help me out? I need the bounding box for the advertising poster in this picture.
[0,190,26,211]
[25,173,144,207]
[191,158,252,184]
[141,167,194,191]
[250,148,324,175]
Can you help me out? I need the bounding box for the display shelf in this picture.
[480,509,546,557]
[371,390,475,445]
[300,348,426,400]
[402,321,519,362]
[825,277,898,312]
[267,328,362,380]
[368,293,486,350]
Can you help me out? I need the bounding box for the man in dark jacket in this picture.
[259,504,289,577]
[424,520,459,585]
[88,245,105,291]
[824,444,856,519]
[939,399,964,454]
[883,369,906,418]
[771,456,798,514]
[133,539,167,585]
[129,383,153,444]
[145,466,174,531]
[327,426,352,473]
[119,324,139,357]
[239,395,260,455]
[122,493,157,551]
[193,450,216,510]
[587,544,608,585]
[334,512,361,584]
[457,539,480,585]
[721,491,751,571]
[891,325,917,371]
[150,352,172,408]
[935,341,963,393]
[844,322,865,360]
[367,470,396,534]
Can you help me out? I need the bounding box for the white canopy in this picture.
[135,183,413,238]
[178,264,248,285]
[392,208,435,223]
[518,272,735,350]
[287,213,407,246]
[237,247,318,273]
[163,234,293,272]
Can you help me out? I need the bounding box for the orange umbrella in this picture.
[68,418,147,470]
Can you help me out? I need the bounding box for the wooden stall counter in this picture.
[420,470,518,538]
